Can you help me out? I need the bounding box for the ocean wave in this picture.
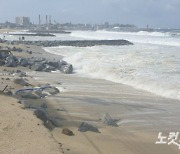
[44,44,180,101]
[98,30,169,37]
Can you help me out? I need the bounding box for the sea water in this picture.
[2,30,180,100]
[44,30,180,100]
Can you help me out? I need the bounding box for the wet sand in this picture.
[31,68,180,154]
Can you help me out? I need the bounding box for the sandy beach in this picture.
[0,95,61,154]
[0,42,63,154]
[0,36,180,154]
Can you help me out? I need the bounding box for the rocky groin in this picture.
[28,30,71,34]
[1,39,133,47]
[11,33,56,37]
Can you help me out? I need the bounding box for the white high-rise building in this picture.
[15,17,30,26]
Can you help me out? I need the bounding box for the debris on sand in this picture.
[14,84,60,99]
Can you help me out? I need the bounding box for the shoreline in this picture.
[32,66,180,154]
[0,38,180,153]
[43,45,180,102]
[0,43,64,153]
[33,45,180,153]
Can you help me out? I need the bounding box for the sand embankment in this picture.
[0,95,61,154]
[0,42,63,154]
[0,28,20,34]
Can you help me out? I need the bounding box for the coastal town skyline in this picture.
[0,0,180,29]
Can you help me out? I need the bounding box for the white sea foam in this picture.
[70,30,180,46]
[45,30,180,100]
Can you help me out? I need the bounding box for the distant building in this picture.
[15,17,30,26]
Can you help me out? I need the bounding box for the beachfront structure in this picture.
[15,17,30,26]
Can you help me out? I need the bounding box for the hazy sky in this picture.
[0,0,179,28]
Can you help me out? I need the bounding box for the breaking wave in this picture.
[45,41,180,100]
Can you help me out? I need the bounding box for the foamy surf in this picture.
[44,35,180,101]
[3,29,179,101]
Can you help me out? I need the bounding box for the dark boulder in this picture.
[46,61,61,69]
[60,64,73,74]
[0,51,10,59]
[59,60,68,66]
[15,89,43,99]
[43,64,55,72]
[31,63,45,71]
[0,60,5,66]
[34,108,55,130]
[101,113,119,127]
[5,56,18,67]
[78,122,100,133]
[62,128,74,136]
[14,78,29,86]
[18,58,29,67]
[42,86,60,95]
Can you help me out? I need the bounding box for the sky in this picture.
[0,0,180,28]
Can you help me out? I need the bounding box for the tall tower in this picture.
[46,15,48,25]
[39,14,41,25]
[49,15,51,25]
